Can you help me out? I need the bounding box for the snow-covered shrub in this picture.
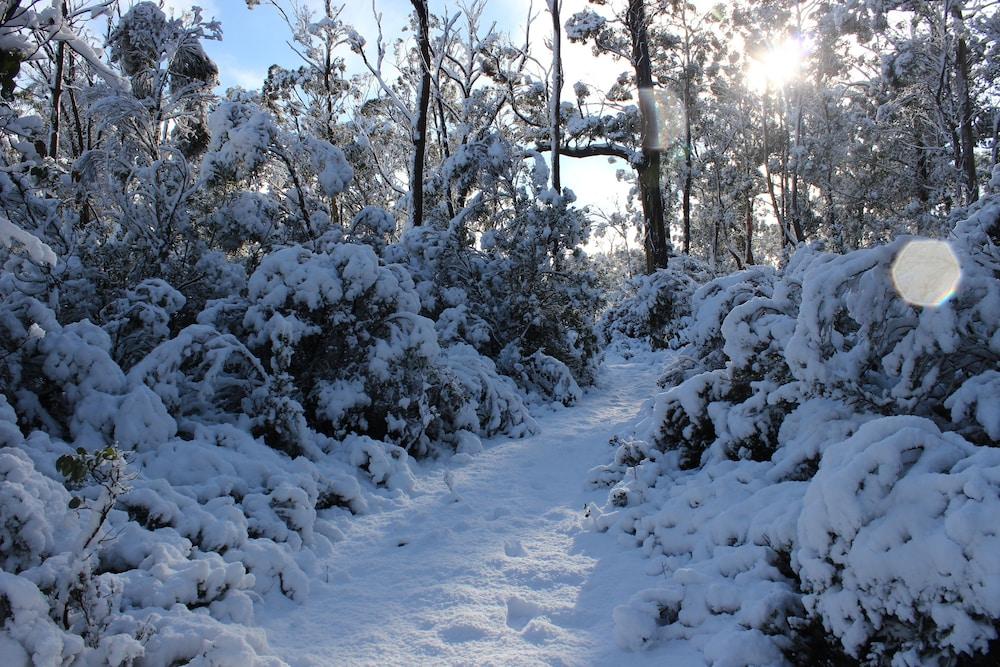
[0,447,75,573]
[242,243,444,454]
[0,571,85,666]
[205,191,284,258]
[598,256,708,351]
[127,324,268,426]
[786,234,1000,417]
[499,345,582,407]
[593,198,1000,664]
[946,371,1000,444]
[385,185,603,404]
[643,371,724,469]
[434,343,537,439]
[672,265,777,373]
[202,97,352,241]
[796,416,1000,664]
[479,194,604,393]
[99,278,186,370]
[0,295,125,437]
[345,206,396,255]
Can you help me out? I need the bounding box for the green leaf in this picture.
[68,497,82,510]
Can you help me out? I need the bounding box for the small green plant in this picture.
[57,446,127,509]
[53,445,133,636]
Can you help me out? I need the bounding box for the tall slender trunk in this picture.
[951,4,978,203]
[47,2,68,159]
[410,0,431,227]
[789,91,805,243]
[761,94,788,245]
[991,111,999,170]
[549,0,562,192]
[435,96,455,220]
[628,0,670,272]
[682,75,692,255]
[744,198,755,265]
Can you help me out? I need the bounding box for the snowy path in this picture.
[259,355,703,666]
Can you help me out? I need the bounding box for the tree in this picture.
[560,0,672,272]
[548,0,563,192]
[409,0,431,226]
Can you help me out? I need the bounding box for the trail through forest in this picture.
[258,353,701,666]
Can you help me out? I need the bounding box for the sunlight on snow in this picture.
[891,239,961,307]
[746,36,813,92]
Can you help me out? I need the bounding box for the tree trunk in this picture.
[951,4,978,203]
[789,91,805,243]
[47,2,68,159]
[627,0,670,271]
[410,0,431,227]
[744,198,755,265]
[682,75,692,255]
[761,94,788,245]
[549,0,562,192]
[991,111,999,170]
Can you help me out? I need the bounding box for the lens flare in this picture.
[891,239,961,307]
[638,87,682,152]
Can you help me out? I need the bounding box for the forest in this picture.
[0,0,998,665]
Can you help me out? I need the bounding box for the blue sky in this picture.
[161,0,630,221]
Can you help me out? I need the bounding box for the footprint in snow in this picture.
[505,596,542,630]
[437,623,489,643]
[520,617,560,644]
[488,506,511,521]
[504,539,527,557]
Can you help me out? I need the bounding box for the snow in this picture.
[797,416,1000,660]
[257,352,703,666]
[0,216,57,267]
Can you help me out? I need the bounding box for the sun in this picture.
[746,36,813,92]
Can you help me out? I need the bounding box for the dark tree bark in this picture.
[682,74,692,254]
[744,199,755,266]
[991,111,999,170]
[47,1,69,159]
[549,0,562,192]
[48,41,65,158]
[951,3,978,203]
[627,0,670,272]
[410,0,432,226]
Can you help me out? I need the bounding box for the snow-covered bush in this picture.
[483,195,603,390]
[672,265,777,373]
[435,343,537,440]
[0,295,126,437]
[386,193,604,403]
[100,279,186,370]
[593,197,1000,665]
[243,243,443,453]
[127,324,268,426]
[785,234,1000,417]
[499,345,582,407]
[796,416,1000,664]
[598,256,709,351]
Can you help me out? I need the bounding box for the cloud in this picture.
[160,0,222,19]
[207,49,267,91]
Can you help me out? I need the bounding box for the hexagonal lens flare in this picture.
[891,239,961,307]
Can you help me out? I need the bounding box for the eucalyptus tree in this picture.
[563,0,672,272]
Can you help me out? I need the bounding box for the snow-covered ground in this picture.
[258,352,703,666]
